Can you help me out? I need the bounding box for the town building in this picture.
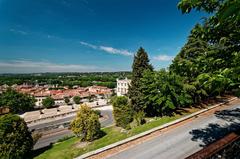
[34,91,50,107]
[116,78,131,96]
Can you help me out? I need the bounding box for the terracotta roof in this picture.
[34,91,50,97]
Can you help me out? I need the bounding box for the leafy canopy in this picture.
[42,96,55,108]
[0,88,35,113]
[70,104,101,141]
[0,114,33,159]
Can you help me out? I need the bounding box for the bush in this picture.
[133,111,146,126]
[111,96,133,129]
[0,114,33,159]
[70,104,101,141]
[64,97,70,104]
[73,96,81,104]
[42,96,55,108]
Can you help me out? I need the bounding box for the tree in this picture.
[175,0,240,100]
[0,114,33,159]
[70,104,101,141]
[0,88,36,113]
[128,47,153,113]
[73,96,81,104]
[141,69,193,116]
[42,96,55,108]
[64,97,70,105]
[170,29,210,82]
[111,96,133,129]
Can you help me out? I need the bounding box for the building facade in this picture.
[116,78,131,96]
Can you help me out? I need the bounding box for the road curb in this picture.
[75,97,238,159]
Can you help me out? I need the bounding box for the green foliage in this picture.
[178,0,220,13]
[64,97,70,104]
[0,72,131,88]
[93,109,101,117]
[70,104,101,141]
[0,114,33,159]
[0,88,35,113]
[111,96,133,129]
[42,96,55,108]
[128,47,153,113]
[170,32,210,81]
[73,96,81,104]
[175,0,240,100]
[132,111,146,127]
[141,70,193,116]
[32,133,42,145]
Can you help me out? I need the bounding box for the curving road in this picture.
[108,101,240,159]
[33,105,113,150]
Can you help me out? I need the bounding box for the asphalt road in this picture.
[108,102,240,159]
[33,105,113,150]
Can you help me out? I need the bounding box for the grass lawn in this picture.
[33,107,201,159]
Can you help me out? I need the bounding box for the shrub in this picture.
[64,97,70,104]
[111,96,133,129]
[42,96,55,108]
[70,104,101,141]
[133,111,146,126]
[73,96,81,104]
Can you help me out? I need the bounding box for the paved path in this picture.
[33,105,113,150]
[108,101,240,159]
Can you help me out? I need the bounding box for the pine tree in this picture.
[128,47,153,113]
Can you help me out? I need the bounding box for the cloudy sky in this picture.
[0,0,206,73]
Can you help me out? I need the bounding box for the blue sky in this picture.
[0,0,206,73]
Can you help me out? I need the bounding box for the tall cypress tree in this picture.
[128,47,153,113]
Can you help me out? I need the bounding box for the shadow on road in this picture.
[215,108,240,122]
[189,107,240,147]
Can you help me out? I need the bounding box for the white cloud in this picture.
[80,41,133,56]
[153,54,174,61]
[79,41,97,49]
[0,60,110,73]
[9,29,28,35]
[99,46,132,56]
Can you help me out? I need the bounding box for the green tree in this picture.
[128,47,153,113]
[70,104,101,141]
[0,88,36,113]
[177,0,240,98]
[141,70,193,116]
[64,97,70,105]
[73,96,81,104]
[111,96,133,129]
[42,96,55,108]
[170,30,210,81]
[0,114,33,159]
